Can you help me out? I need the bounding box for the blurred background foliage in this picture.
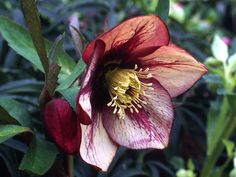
[0,0,236,177]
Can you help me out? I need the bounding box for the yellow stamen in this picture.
[105,65,153,119]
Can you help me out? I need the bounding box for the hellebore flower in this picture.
[76,15,207,171]
[44,99,81,154]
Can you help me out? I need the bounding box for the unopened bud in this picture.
[44,99,81,154]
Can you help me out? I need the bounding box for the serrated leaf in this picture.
[56,59,85,91]
[0,125,30,143]
[211,35,228,62]
[0,16,76,76]
[19,137,58,175]
[156,0,169,21]
[0,98,31,126]
[0,16,43,72]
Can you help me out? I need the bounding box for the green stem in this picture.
[66,155,74,177]
[21,0,49,77]
[200,109,236,177]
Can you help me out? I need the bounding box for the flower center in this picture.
[105,65,153,119]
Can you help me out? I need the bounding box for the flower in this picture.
[44,99,81,154]
[76,15,207,171]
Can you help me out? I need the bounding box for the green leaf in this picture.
[0,125,30,143]
[58,86,80,110]
[156,0,169,21]
[0,79,43,94]
[0,16,43,72]
[46,34,67,96]
[48,34,65,64]
[226,53,236,86]
[223,139,235,157]
[0,16,76,75]
[21,0,49,75]
[211,35,229,62]
[0,98,31,126]
[227,94,236,111]
[207,97,229,155]
[187,159,195,171]
[19,137,58,175]
[57,59,85,91]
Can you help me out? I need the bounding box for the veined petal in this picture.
[137,44,208,98]
[83,15,169,64]
[103,79,174,149]
[76,40,105,124]
[80,112,118,171]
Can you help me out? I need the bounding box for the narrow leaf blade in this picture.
[0,125,30,143]
[57,59,85,91]
[0,98,31,127]
[156,0,169,21]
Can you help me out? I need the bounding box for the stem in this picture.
[200,109,236,177]
[200,144,224,177]
[21,0,49,77]
[66,155,74,177]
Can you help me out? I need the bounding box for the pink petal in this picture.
[83,15,169,64]
[137,44,208,98]
[76,40,105,124]
[80,112,118,171]
[103,79,174,149]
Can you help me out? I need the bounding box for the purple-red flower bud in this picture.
[44,98,81,154]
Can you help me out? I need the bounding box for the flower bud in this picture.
[44,99,81,154]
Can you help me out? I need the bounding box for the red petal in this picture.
[80,112,118,171]
[44,99,81,154]
[83,15,169,64]
[76,40,105,124]
[137,44,208,97]
[102,79,174,149]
